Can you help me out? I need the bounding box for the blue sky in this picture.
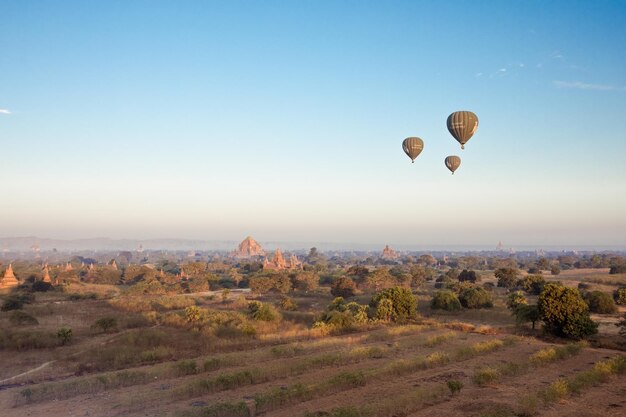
[1,1,625,248]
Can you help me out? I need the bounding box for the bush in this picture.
[609,265,626,274]
[584,291,617,314]
[520,275,546,295]
[9,311,39,325]
[314,297,369,329]
[330,276,357,298]
[506,291,528,310]
[57,327,73,345]
[614,287,626,305]
[278,297,298,311]
[370,287,417,323]
[538,283,597,339]
[1,294,33,311]
[447,379,463,394]
[248,301,279,322]
[32,281,53,292]
[431,291,461,311]
[495,268,519,288]
[458,286,493,309]
[513,304,540,329]
[92,317,118,333]
[458,269,479,282]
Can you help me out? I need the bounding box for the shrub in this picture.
[495,268,519,288]
[613,287,626,305]
[278,296,298,311]
[447,379,463,394]
[609,265,626,274]
[1,296,24,311]
[431,291,461,311]
[584,291,617,314]
[330,276,357,298]
[9,311,39,325]
[184,306,204,323]
[513,304,540,329]
[315,297,369,329]
[32,281,53,292]
[538,283,597,339]
[248,301,279,322]
[520,275,546,295]
[458,286,493,309]
[506,291,528,310]
[370,287,417,323]
[173,359,198,376]
[57,327,73,345]
[458,269,479,282]
[92,317,118,333]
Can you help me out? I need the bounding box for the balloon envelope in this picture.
[402,137,424,163]
[445,155,461,174]
[447,111,478,149]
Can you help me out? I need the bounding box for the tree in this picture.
[537,283,597,339]
[495,268,519,288]
[458,269,479,283]
[362,268,395,291]
[506,291,528,310]
[431,290,461,311]
[57,327,73,345]
[609,265,626,274]
[550,264,561,275]
[92,317,118,333]
[614,287,626,305]
[248,275,275,294]
[584,291,617,314]
[536,257,550,271]
[291,271,319,292]
[520,275,546,295]
[370,287,417,323]
[513,304,540,330]
[248,301,279,322]
[185,306,203,323]
[331,276,357,298]
[418,254,437,266]
[458,286,493,309]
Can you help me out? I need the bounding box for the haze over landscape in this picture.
[1,4,626,417]
[1,1,625,248]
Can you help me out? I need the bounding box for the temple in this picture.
[380,245,399,260]
[231,236,266,258]
[263,248,302,271]
[0,264,19,290]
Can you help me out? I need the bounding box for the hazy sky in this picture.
[1,1,625,248]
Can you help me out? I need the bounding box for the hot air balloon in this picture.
[447,111,478,149]
[445,155,461,174]
[402,137,424,163]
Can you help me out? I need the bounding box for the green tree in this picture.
[513,304,540,330]
[537,283,597,339]
[370,287,417,323]
[331,276,357,298]
[291,271,319,292]
[458,269,479,283]
[363,268,396,291]
[506,291,528,310]
[57,327,72,345]
[494,268,519,288]
[614,287,626,305]
[248,301,279,322]
[458,286,493,309]
[184,306,203,323]
[431,290,462,311]
[520,275,546,295]
[584,291,617,314]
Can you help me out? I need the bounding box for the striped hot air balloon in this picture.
[445,155,461,174]
[402,137,424,163]
[447,111,478,149]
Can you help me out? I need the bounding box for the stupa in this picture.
[0,264,19,290]
[231,236,265,258]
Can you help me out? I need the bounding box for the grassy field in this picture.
[1,268,624,417]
